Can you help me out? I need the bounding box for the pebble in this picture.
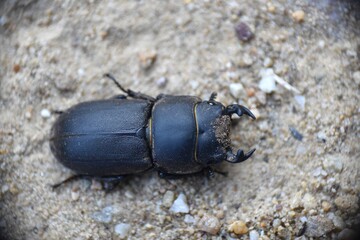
[228,220,248,235]
[238,53,253,67]
[303,193,317,210]
[289,126,303,141]
[77,68,85,77]
[259,68,277,93]
[317,131,327,143]
[40,109,51,118]
[263,58,274,68]
[338,228,358,240]
[184,214,195,224]
[114,223,131,239]
[13,64,21,73]
[0,15,9,26]
[162,190,175,208]
[323,155,343,173]
[234,22,253,42]
[353,71,360,85]
[288,211,296,218]
[246,88,256,97]
[138,50,157,69]
[1,184,9,193]
[312,167,327,177]
[170,193,190,213]
[305,216,334,237]
[249,230,259,240]
[321,201,331,212]
[255,91,266,105]
[317,40,325,49]
[272,218,281,228]
[156,77,168,88]
[229,83,245,99]
[294,95,305,110]
[292,10,305,23]
[330,214,346,230]
[334,195,359,214]
[290,192,303,210]
[197,214,221,235]
[91,206,113,223]
[71,188,80,201]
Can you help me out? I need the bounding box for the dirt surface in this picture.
[0,0,359,239]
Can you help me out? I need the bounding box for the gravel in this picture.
[1,0,359,239]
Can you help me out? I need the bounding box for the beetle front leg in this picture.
[223,104,256,119]
[226,148,256,163]
[104,73,156,102]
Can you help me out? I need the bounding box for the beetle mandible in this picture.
[50,74,256,186]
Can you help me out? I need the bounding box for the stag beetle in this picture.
[50,74,256,187]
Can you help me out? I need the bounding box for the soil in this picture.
[0,0,359,239]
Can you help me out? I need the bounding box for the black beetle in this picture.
[50,74,256,186]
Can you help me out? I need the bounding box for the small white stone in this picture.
[323,155,343,173]
[184,214,195,224]
[300,216,307,223]
[0,16,9,26]
[77,68,85,76]
[294,95,305,110]
[229,83,245,98]
[170,193,189,213]
[190,81,199,89]
[353,71,360,85]
[156,77,168,88]
[318,40,326,49]
[162,191,175,208]
[71,190,80,201]
[259,68,277,93]
[303,193,317,210]
[40,109,51,118]
[272,218,281,228]
[317,131,327,143]
[249,230,260,240]
[1,185,9,193]
[114,223,131,239]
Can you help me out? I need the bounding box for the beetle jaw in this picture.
[225,148,256,163]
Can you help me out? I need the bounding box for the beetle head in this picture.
[195,100,230,166]
[195,95,256,167]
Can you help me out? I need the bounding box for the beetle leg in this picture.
[51,174,88,189]
[51,110,64,115]
[98,176,126,192]
[209,92,217,102]
[158,171,185,179]
[223,104,256,119]
[204,167,228,178]
[226,148,256,163]
[104,73,156,102]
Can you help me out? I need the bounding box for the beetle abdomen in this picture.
[50,99,153,176]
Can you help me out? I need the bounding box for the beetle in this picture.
[50,74,256,187]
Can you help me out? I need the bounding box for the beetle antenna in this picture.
[226,148,256,163]
[224,104,256,119]
[104,73,130,94]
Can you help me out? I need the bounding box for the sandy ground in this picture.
[0,0,359,239]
